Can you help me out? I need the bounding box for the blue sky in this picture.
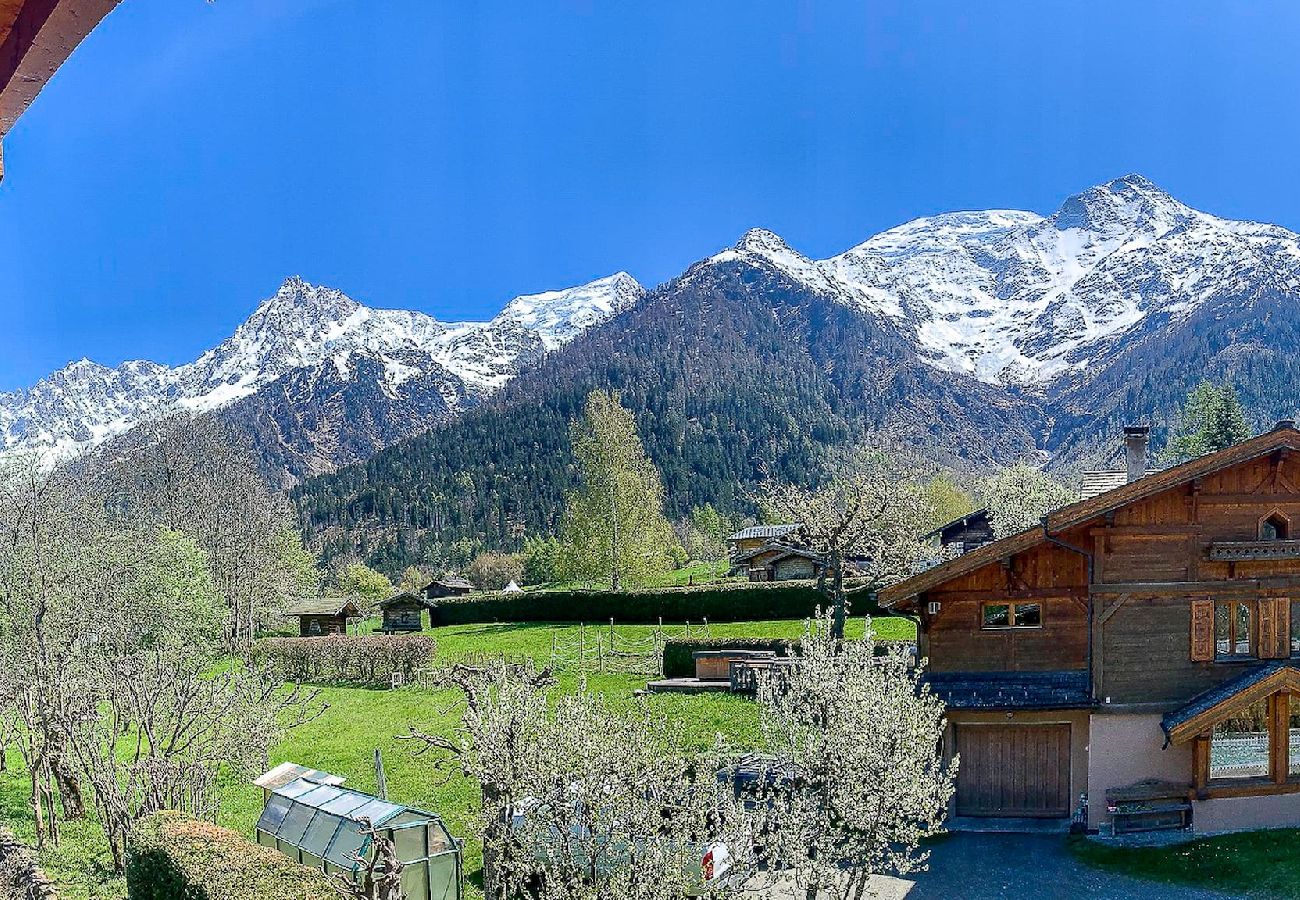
[2,1,1300,389]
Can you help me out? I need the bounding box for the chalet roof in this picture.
[284,598,359,618]
[728,524,799,542]
[920,508,989,541]
[1047,426,1300,532]
[924,670,1092,710]
[733,543,820,564]
[430,576,474,591]
[378,591,427,609]
[878,526,1045,609]
[881,426,1300,609]
[1162,662,1300,744]
[1080,470,1160,499]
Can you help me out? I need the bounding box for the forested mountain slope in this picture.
[294,250,1043,568]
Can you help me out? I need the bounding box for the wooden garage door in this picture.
[954,723,1071,818]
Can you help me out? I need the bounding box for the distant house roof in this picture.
[1080,470,1160,499]
[733,543,820,565]
[378,591,426,609]
[423,577,474,593]
[1162,662,1300,743]
[284,598,360,618]
[253,762,346,793]
[924,670,1092,710]
[728,524,800,542]
[920,508,989,542]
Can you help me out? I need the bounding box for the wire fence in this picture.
[549,618,713,676]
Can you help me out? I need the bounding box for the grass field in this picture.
[0,616,914,900]
[1069,831,1300,898]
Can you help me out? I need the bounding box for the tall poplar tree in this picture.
[560,391,680,590]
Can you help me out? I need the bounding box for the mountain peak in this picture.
[1049,173,1188,234]
[495,272,646,350]
[733,227,795,257]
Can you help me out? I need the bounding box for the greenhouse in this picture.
[255,772,461,900]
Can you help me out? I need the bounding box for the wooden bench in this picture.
[1105,779,1193,833]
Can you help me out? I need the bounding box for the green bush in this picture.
[126,812,336,900]
[434,581,838,626]
[661,636,916,678]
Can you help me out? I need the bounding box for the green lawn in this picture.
[0,616,915,899]
[1070,831,1300,898]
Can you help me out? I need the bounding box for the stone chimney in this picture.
[1124,426,1150,483]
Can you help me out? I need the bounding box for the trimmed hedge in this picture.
[252,634,436,685]
[1,827,56,900]
[126,812,336,900]
[434,581,839,626]
[662,636,916,678]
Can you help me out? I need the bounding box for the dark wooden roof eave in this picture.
[1046,428,1300,533]
[877,526,1047,610]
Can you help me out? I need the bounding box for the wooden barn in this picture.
[285,599,360,637]
[881,422,1300,834]
[726,524,799,558]
[420,576,474,601]
[378,592,427,634]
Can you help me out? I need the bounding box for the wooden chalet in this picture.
[378,592,427,634]
[881,422,1300,833]
[285,598,360,637]
[727,524,799,557]
[419,576,474,601]
[923,508,994,556]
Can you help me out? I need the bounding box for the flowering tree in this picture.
[404,663,747,900]
[748,613,953,900]
[759,449,931,637]
[979,462,1076,538]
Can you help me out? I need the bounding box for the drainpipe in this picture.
[1042,520,1097,703]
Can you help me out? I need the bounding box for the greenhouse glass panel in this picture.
[319,791,373,817]
[279,779,321,801]
[348,797,402,826]
[302,812,346,858]
[257,794,294,835]
[324,820,369,869]
[280,802,318,845]
[297,784,344,809]
[428,823,454,855]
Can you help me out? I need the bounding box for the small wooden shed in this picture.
[285,599,360,637]
[378,592,427,634]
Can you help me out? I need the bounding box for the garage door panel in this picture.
[954,723,1070,818]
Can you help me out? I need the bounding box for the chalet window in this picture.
[1261,513,1291,541]
[981,601,1042,630]
[1214,600,1255,658]
[1209,699,1270,780]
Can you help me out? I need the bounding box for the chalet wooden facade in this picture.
[378,592,427,634]
[881,423,1300,833]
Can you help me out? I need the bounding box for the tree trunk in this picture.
[829,545,846,639]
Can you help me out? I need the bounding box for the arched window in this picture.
[1261,512,1291,541]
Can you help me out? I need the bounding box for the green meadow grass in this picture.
[0,616,915,899]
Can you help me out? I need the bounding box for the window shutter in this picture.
[1260,597,1289,659]
[1190,598,1214,662]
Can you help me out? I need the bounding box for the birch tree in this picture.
[759,449,930,637]
[560,391,681,590]
[748,613,953,900]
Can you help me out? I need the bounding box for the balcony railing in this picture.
[1207,540,1300,561]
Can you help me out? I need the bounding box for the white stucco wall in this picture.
[1088,713,1191,828]
[1194,792,1300,832]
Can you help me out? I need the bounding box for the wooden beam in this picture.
[1193,735,1210,797]
[1272,693,1290,785]
[1196,493,1300,505]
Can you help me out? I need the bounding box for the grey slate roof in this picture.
[1161,661,1300,737]
[728,524,800,542]
[284,598,358,617]
[923,670,1092,710]
[1080,470,1161,499]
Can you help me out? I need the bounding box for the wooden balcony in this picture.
[1208,540,1300,561]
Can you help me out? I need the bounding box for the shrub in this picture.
[252,634,437,685]
[0,828,56,900]
[661,636,916,678]
[466,552,525,591]
[126,811,335,900]
[433,581,848,626]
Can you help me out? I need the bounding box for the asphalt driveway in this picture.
[749,833,1243,899]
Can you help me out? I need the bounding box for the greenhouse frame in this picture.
[255,773,461,900]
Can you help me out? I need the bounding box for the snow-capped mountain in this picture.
[707,174,1300,389]
[0,272,644,480]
